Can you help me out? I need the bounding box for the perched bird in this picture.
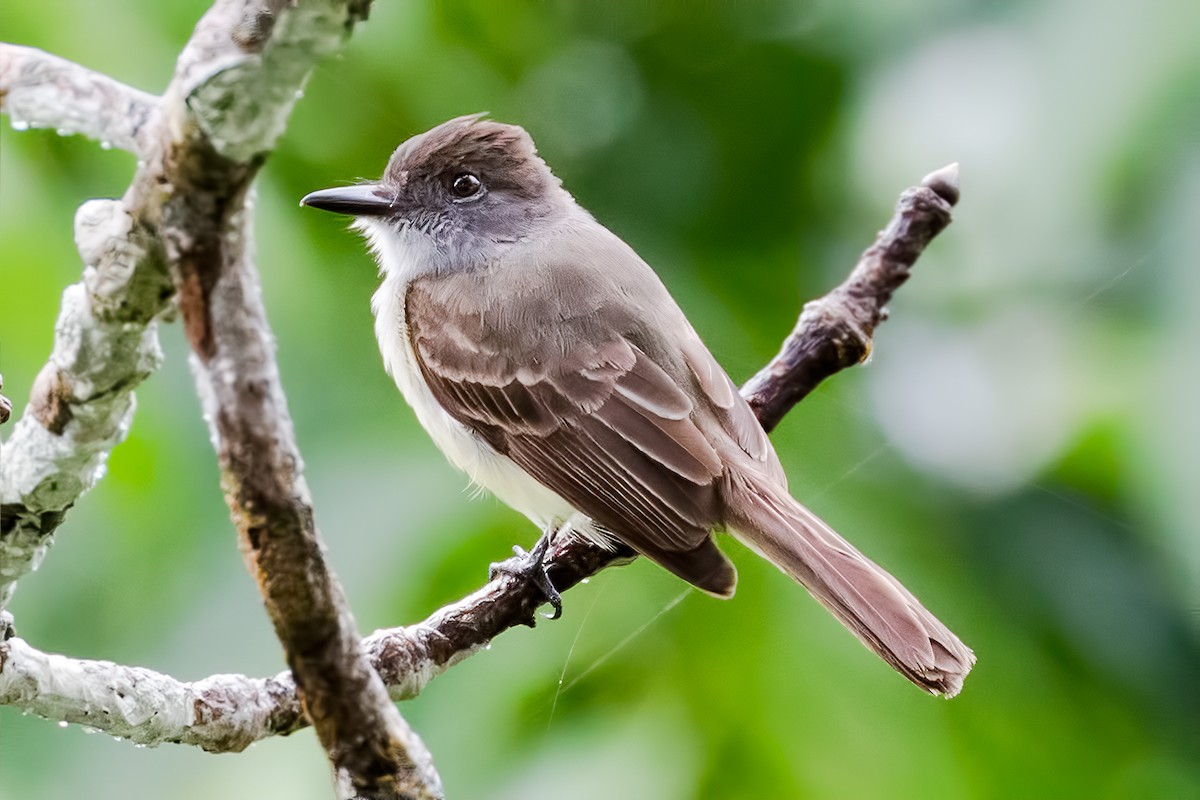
[302,115,975,696]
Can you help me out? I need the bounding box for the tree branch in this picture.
[743,163,960,431]
[0,165,959,751]
[0,628,304,752]
[0,374,12,425]
[370,165,961,692]
[0,44,160,154]
[158,2,439,797]
[0,48,173,613]
[0,199,172,608]
[2,1,443,797]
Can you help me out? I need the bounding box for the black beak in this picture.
[300,183,394,216]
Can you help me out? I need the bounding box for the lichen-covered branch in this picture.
[0,536,630,749]
[0,199,172,608]
[1,48,172,608]
[0,166,958,751]
[1,1,442,797]
[0,631,304,752]
[0,374,12,425]
[0,43,161,153]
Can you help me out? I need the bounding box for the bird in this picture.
[301,114,975,696]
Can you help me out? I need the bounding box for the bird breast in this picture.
[370,265,577,533]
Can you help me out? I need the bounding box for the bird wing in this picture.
[402,233,773,595]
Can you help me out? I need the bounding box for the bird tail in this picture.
[723,471,975,697]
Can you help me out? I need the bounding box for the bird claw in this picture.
[488,533,562,623]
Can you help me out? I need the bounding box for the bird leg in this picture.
[489,529,562,623]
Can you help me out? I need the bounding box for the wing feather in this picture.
[403,251,764,594]
[406,272,726,559]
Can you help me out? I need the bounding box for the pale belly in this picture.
[372,273,580,533]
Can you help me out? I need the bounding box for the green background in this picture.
[3,1,1199,798]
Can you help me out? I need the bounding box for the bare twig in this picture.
[743,163,961,431]
[370,164,958,686]
[0,166,958,751]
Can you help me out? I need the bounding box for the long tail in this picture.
[724,471,975,697]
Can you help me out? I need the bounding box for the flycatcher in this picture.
[302,115,974,696]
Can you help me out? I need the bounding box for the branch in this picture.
[0,47,173,614]
[2,1,442,796]
[0,200,172,608]
[743,163,960,431]
[179,196,440,798]
[155,2,441,797]
[368,165,962,692]
[0,374,11,425]
[0,539,629,749]
[0,165,959,750]
[0,626,304,752]
[0,44,160,153]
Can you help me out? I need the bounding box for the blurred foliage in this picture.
[2,1,1199,798]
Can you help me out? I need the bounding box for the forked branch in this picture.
[1,2,442,797]
[1,165,959,751]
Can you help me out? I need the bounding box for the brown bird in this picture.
[302,115,975,696]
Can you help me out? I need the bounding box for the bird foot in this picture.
[489,533,562,623]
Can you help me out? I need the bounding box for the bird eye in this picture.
[449,172,483,199]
